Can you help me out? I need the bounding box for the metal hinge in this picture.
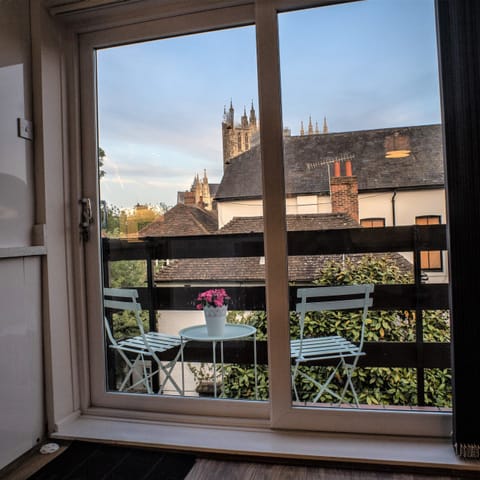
[80,197,94,241]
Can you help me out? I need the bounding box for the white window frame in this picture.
[72,0,450,439]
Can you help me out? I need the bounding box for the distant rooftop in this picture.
[153,213,412,283]
[215,124,444,201]
[219,213,358,234]
[139,203,218,238]
[154,253,412,284]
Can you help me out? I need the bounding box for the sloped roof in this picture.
[219,213,357,234]
[154,253,412,283]
[215,124,444,201]
[138,203,218,238]
[153,213,412,283]
[209,183,220,198]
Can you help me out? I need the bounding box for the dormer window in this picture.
[385,132,411,158]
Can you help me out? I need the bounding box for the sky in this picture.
[97,0,441,209]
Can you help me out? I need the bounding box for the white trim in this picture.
[0,246,47,258]
[50,414,478,472]
[67,0,450,443]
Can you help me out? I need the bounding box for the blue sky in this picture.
[97,0,440,209]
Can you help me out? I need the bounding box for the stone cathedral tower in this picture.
[222,100,258,170]
[183,170,213,210]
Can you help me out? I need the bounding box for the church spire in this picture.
[323,116,329,134]
[300,121,305,136]
[308,116,313,135]
[228,99,234,127]
[249,100,257,128]
[241,105,248,127]
[315,121,319,134]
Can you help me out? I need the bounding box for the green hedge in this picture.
[219,255,452,407]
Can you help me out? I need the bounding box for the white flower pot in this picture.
[203,305,227,337]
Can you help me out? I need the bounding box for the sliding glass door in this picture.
[78,0,451,437]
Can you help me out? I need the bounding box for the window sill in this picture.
[51,413,480,473]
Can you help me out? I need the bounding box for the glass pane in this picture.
[97,25,267,400]
[278,0,450,410]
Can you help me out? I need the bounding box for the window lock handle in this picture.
[80,197,94,241]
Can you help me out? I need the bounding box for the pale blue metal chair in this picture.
[104,287,184,395]
[291,284,374,406]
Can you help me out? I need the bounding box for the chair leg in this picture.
[156,350,184,395]
[291,363,301,402]
[118,353,141,392]
[338,357,360,406]
[294,362,343,404]
[122,355,155,393]
[312,361,343,403]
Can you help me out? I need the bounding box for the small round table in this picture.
[179,323,257,399]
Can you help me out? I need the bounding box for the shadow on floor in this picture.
[27,441,196,480]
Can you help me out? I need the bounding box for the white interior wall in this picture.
[0,0,45,469]
[0,257,44,469]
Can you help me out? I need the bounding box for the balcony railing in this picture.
[102,224,450,406]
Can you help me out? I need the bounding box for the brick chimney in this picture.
[330,160,359,223]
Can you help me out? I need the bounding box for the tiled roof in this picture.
[138,203,218,237]
[152,213,412,283]
[154,253,412,283]
[209,183,220,198]
[215,124,444,200]
[219,213,358,234]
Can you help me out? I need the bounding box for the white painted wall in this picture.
[0,1,45,470]
[218,189,446,229]
[0,257,44,469]
[217,199,263,227]
[157,310,205,395]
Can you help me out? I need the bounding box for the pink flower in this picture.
[195,288,230,310]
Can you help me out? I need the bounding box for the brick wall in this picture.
[330,164,359,222]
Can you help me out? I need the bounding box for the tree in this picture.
[108,259,148,340]
[99,147,106,178]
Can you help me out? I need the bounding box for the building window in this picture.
[416,215,442,270]
[360,218,385,228]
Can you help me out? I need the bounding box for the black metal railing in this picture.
[102,224,450,405]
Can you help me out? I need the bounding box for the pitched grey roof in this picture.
[153,214,412,283]
[138,203,218,238]
[215,124,444,201]
[154,253,412,283]
[219,213,358,234]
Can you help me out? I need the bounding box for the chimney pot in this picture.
[334,161,341,177]
[345,160,352,177]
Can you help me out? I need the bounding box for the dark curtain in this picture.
[436,0,480,459]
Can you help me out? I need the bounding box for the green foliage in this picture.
[108,260,149,339]
[110,310,148,340]
[219,254,452,407]
[103,203,121,236]
[109,260,147,289]
[98,147,106,178]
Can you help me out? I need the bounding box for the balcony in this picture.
[102,223,450,409]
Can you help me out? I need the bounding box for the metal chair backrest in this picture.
[103,287,150,350]
[296,284,374,351]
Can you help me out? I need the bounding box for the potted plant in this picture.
[196,288,230,337]
[188,363,222,397]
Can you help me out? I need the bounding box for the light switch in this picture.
[17,118,33,140]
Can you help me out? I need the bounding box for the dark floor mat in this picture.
[27,441,196,480]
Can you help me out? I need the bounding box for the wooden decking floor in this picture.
[186,458,477,480]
